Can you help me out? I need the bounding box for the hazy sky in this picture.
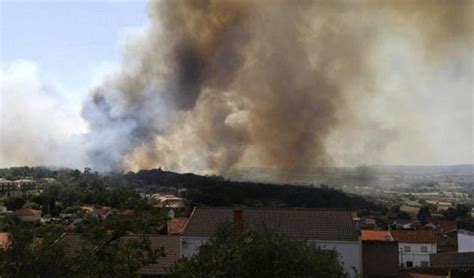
[0,0,472,171]
[1,0,147,105]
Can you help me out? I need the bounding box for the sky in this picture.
[0,0,472,172]
[1,0,147,108]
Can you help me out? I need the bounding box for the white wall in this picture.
[458,230,474,253]
[308,240,362,278]
[398,243,436,267]
[182,237,361,278]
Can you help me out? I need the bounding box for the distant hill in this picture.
[227,165,474,188]
[123,169,387,214]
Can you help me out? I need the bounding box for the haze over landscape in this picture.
[1,0,472,178]
[0,1,473,277]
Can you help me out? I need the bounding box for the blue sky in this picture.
[1,0,148,99]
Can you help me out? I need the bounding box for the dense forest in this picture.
[1,166,387,214]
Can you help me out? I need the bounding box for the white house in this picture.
[391,230,438,268]
[181,207,362,277]
[458,229,474,252]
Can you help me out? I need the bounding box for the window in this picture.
[406,261,413,268]
[421,261,429,267]
[404,246,411,252]
[421,246,428,253]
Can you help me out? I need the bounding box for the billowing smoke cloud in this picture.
[81,0,473,174]
[0,61,86,168]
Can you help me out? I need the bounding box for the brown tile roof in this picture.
[390,230,439,244]
[430,252,474,268]
[361,230,394,241]
[183,207,358,241]
[168,218,188,235]
[14,208,41,216]
[0,233,11,250]
[60,234,181,274]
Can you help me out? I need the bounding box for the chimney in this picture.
[233,209,244,233]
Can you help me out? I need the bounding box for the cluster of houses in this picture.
[1,200,473,277]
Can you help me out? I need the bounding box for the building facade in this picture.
[182,207,362,277]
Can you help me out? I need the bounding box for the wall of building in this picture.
[307,240,361,278]
[181,236,209,258]
[398,243,436,268]
[458,230,474,252]
[362,241,399,278]
[182,237,362,278]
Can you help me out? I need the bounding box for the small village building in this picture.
[182,207,362,277]
[458,229,474,253]
[361,230,399,278]
[14,208,41,222]
[391,230,438,268]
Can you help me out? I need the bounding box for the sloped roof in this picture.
[60,234,181,274]
[390,230,439,244]
[361,230,394,241]
[183,207,358,241]
[168,218,188,235]
[430,252,474,267]
[14,208,41,216]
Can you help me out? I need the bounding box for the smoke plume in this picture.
[82,0,473,174]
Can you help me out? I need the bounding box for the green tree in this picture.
[4,196,26,211]
[417,206,432,224]
[70,219,163,277]
[0,223,70,277]
[171,223,345,278]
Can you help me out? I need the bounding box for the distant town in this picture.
[0,165,472,277]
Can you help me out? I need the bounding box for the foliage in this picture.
[70,220,163,277]
[443,204,470,220]
[4,195,26,211]
[417,206,432,224]
[171,223,345,278]
[0,222,70,278]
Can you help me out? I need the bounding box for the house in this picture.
[359,217,377,230]
[93,207,111,220]
[391,230,438,268]
[14,208,41,222]
[61,234,181,275]
[457,229,474,252]
[156,195,186,209]
[182,207,362,277]
[361,230,399,277]
[393,219,416,230]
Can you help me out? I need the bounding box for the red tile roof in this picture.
[183,207,359,241]
[361,230,394,241]
[167,218,188,235]
[390,230,439,244]
[0,233,11,249]
[14,208,41,216]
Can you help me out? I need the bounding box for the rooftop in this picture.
[390,230,439,244]
[183,207,359,241]
[430,252,474,268]
[361,230,394,241]
[168,218,188,235]
[14,208,41,216]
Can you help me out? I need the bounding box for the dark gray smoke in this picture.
[81,0,473,174]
